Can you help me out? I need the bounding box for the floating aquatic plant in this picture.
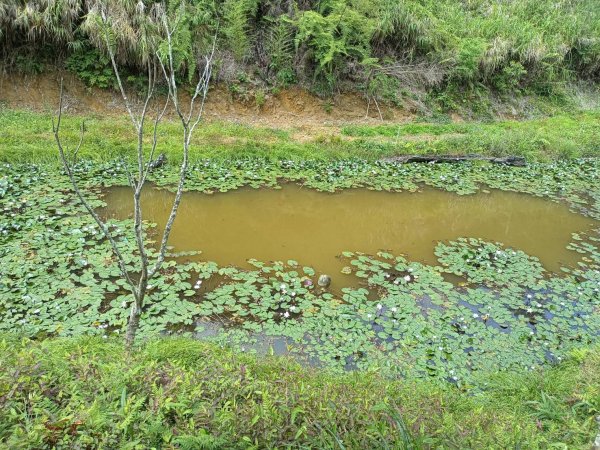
[0,160,599,386]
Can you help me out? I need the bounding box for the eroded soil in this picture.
[0,72,413,137]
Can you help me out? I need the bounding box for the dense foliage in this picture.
[2,0,600,98]
[0,335,599,448]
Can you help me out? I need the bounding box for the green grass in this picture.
[0,335,598,448]
[343,122,473,137]
[0,109,378,163]
[1,108,600,164]
[343,111,600,160]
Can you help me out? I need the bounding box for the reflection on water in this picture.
[101,184,596,286]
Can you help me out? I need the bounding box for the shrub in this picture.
[65,46,115,89]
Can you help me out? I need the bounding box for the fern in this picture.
[265,15,296,84]
[222,0,260,60]
[295,2,374,88]
[173,432,228,450]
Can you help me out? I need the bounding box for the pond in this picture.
[2,161,599,383]
[102,183,595,286]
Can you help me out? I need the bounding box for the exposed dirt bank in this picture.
[0,72,413,135]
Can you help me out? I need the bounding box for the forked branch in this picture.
[55,4,217,349]
[53,80,136,292]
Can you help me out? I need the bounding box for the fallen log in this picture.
[380,155,526,166]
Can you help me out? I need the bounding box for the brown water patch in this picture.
[101,185,596,289]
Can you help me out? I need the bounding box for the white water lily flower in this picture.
[472,313,479,318]
[283,311,290,318]
[376,303,383,310]
[404,275,411,282]
[289,306,296,312]
[367,313,372,319]
[391,307,397,313]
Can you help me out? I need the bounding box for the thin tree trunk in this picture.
[54,7,217,350]
[125,305,142,349]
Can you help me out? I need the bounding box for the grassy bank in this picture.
[1,109,600,163]
[0,335,599,448]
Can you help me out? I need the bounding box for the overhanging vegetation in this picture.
[2,0,599,100]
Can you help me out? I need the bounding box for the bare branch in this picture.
[188,29,218,127]
[142,95,170,184]
[136,60,157,181]
[189,55,214,136]
[376,61,446,88]
[55,5,217,349]
[148,142,188,279]
[100,4,140,131]
[72,121,85,163]
[148,19,217,279]
[160,12,185,124]
[121,156,136,189]
[53,79,137,293]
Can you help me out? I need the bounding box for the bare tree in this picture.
[53,3,216,349]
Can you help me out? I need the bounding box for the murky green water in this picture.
[101,184,596,286]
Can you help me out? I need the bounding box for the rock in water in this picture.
[318,274,331,288]
[149,153,167,170]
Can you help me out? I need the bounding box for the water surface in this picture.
[102,184,596,286]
